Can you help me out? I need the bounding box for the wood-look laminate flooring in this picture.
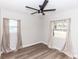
[1,43,72,59]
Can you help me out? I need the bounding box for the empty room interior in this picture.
[0,0,78,59]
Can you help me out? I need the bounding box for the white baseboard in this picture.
[41,41,48,45]
[23,41,43,48]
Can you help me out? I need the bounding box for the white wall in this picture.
[0,9,1,53]
[0,8,43,50]
[42,8,78,57]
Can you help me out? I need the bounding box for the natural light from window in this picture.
[9,20,17,33]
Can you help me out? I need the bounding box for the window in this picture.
[9,20,17,50]
[54,21,68,31]
[52,20,68,39]
[51,20,70,50]
[9,20,17,33]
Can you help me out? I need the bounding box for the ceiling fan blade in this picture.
[25,6,38,11]
[31,12,38,15]
[43,9,56,12]
[41,0,48,10]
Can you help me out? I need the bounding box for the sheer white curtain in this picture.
[1,19,22,53]
[1,18,11,53]
[62,19,73,57]
[10,20,22,50]
[48,19,73,57]
[16,20,22,50]
[48,21,55,48]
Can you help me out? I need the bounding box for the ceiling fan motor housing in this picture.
[38,10,40,13]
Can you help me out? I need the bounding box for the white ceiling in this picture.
[0,0,78,13]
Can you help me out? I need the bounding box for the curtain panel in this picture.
[48,19,73,58]
[16,20,22,50]
[1,18,11,53]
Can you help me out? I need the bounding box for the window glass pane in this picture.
[54,30,67,39]
[9,20,17,33]
[55,21,68,30]
[9,26,17,32]
[9,20,17,26]
[53,21,68,39]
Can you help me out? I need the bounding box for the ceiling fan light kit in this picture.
[25,0,56,15]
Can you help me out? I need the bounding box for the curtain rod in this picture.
[3,17,20,21]
[50,18,71,22]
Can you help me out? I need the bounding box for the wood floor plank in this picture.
[1,43,72,59]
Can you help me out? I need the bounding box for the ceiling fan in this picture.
[25,0,56,15]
